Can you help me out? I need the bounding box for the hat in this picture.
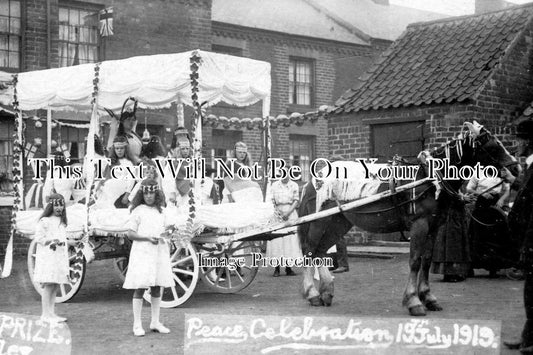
[140,179,160,193]
[235,141,247,153]
[113,135,129,148]
[120,97,138,122]
[149,135,162,144]
[516,119,533,140]
[47,193,65,206]
[172,126,191,149]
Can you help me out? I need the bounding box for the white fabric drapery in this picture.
[0,50,271,114]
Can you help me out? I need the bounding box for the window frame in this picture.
[288,57,315,109]
[289,134,315,184]
[0,0,22,71]
[57,0,103,68]
[210,129,243,171]
[0,116,15,182]
[211,44,243,57]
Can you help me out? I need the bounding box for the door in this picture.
[371,121,425,162]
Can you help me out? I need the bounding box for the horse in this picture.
[298,121,521,316]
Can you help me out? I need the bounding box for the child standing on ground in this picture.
[33,193,73,323]
[123,179,174,336]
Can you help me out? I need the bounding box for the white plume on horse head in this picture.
[464,120,483,138]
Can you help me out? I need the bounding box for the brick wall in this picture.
[22,0,212,71]
[211,22,383,163]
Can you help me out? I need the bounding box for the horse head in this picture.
[464,121,521,178]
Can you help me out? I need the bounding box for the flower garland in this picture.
[1,74,22,278]
[180,50,202,245]
[71,62,100,283]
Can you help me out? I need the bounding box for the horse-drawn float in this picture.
[1,49,278,307]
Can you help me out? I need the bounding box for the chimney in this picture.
[372,0,389,5]
[475,0,510,14]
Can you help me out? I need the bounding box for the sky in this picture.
[390,0,533,16]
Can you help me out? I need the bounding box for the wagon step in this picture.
[347,245,409,256]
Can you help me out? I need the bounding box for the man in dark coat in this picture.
[504,119,533,353]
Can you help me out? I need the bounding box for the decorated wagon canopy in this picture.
[0,49,271,115]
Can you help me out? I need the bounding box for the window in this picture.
[0,117,14,185]
[211,44,243,57]
[0,0,21,70]
[59,125,89,163]
[289,58,313,106]
[210,129,242,172]
[58,4,100,67]
[289,135,314,183]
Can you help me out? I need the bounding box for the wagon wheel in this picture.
[143,241,199,308]
[113,257,129,280]
[113,237,131,280]
[27,239,86,303]
[506,267,524,281]
[195,240,260,293]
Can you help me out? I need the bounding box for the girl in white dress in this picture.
[124,179,174,336]
[222,141,264,203]
[42,152,76,206]
[95,135,135,209]
[33,193,76,323]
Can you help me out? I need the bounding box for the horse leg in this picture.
[403,218,428,316]
[317,265,334,306]
[417,222,442,312]
[302,266,323,306]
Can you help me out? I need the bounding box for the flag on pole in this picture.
[24,142,37,161]
[99,7,114,37]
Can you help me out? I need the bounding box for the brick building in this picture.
[328,4,533,242]
[0,0,447,254]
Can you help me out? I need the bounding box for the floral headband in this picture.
[113,141,128,148]
[141,184,160,193]
[50,198,65,206]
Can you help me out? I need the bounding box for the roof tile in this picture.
[332,5,532,113]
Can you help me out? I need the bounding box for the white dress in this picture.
[95,158,135,209]
[33,216,70,284]
[266,180,303,260]
[123,205,175,289]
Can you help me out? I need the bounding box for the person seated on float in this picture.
[140,135,167,161]
[95,135,135,209]
[42,151,76,206]
[466,175,510,210]
[159,128,189,207]
[222,141,263,203]
[106,97,143,165]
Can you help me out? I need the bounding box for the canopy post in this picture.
[46,108,52,156]
[176,99,184,127]
[83,63,100,236]
[262,114,271,202]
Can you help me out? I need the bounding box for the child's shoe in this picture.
[150,322,170,334]
[133,325,145,337]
